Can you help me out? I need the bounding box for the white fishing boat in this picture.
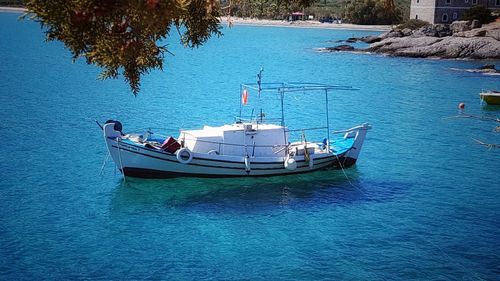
[480,90,500,105]
[102,74,371,178]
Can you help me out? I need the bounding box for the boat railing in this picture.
[180,126,329,156]
[332,123,372,134]
[127,126,330,156]
[125,127,172,141]
[235,116,283,124]
[180,136,288,156]
[139,126,328,138]
[287,126,327,132]
[180,135,287,148]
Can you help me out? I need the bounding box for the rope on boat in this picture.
[302,130,310,164]
[333,152,357,191]
[116,137,126,182]
[99,150,110,176]
[419,235,486,281]
[473,138,500,150]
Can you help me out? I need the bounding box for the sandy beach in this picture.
[0,7,391,32]
[221,16,392,31]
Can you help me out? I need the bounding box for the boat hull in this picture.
[480,92,500,105]
[105,137,352,178]
[120,159,354,178]
[103,123,370,178]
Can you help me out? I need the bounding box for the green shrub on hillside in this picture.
[304,0,409,21]
[344,0,401,25]
[397,19,430,30]
[0,0,24,6]
[230,0,315,19]
[460,6,496,25]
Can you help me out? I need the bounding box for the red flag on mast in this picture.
[241,89,248,105]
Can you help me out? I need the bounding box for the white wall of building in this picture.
[410,0,437,23]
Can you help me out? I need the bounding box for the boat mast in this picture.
[325,89,331,152]
[280,86,288,155]
[257,67,263,123]
[257,67,263,97]
[280,87,285,127]
[239,84,242,122]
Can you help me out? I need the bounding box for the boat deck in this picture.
[331,137,355,155]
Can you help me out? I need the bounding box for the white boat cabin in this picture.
[178,123,290,157]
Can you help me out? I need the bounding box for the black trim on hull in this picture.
[111,144,345,170]
[120,157,358,178]
[340,157,357,168]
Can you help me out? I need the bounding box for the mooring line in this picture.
[116,137,126,182]
[99,150,110,176]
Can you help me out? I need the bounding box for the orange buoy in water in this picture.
[458,102,465,110]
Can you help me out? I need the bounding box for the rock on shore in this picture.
[325,21,500,59]
[368,35,499,59]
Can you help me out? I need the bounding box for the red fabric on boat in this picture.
[161,137,181,153]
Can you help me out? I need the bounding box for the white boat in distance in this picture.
[103,76,371,178]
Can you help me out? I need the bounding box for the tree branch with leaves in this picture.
[24,0,222,95]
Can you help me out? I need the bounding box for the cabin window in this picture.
[417,0,419,3]
[453,12,458,19]
[442,13,449,22]
[445,0,451,4]
[415,14,419,19]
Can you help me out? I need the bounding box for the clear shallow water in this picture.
[1,12,499,280]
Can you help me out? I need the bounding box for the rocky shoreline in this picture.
[321,21,500,60]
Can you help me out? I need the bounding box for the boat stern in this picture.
[103,121,123,139]
[103,121,125,170]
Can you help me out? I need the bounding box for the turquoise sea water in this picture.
[1,12,499,280]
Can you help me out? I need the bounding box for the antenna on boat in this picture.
[257,67,264,124]
[257,67,263,97]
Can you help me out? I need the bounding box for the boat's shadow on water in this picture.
[481,104,500,112]
[109,169,409,213]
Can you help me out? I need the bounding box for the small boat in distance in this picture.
[102,73,371,178]
[480,90,500,105]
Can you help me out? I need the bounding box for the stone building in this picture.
[410,0,500,24]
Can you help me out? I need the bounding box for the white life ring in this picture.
[284,156,297,171]
[176,147,193,164]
